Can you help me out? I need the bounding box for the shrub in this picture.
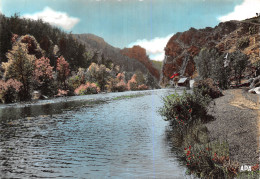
[74,82,100,95]
[159,90,211,134]
[236,37,249,49]
[183,141,235,178]
[193,78,223,99]
[0,79,22,103]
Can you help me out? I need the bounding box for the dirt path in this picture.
[206,89,259,165]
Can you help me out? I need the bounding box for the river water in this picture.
[0,89,188,179]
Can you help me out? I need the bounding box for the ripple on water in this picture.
[0,89,187,178]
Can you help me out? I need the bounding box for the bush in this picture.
[74,82,100,95]
[193,78,223,99]
[0,79,22,103]
[183,141,235,178]
[159,90,212,134]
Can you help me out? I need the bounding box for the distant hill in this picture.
[73,34,160,88]
[151,60,163,72]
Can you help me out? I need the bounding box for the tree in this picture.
[127,74,138,90]
[135,71,145,85]
[0,14,12,63]
[194,48,221,79]
[229,50,248,85]
[211,54,231,89]
[56,56,70,89]
[3,42,35,100]
[33,57,54,95]
[87,63,111,91]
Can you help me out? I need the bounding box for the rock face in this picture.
[161,17,260,86]
[121,46,160,80]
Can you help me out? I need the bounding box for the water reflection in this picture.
[0,89,187,178]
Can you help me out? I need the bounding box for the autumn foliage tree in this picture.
[33,57,54,95]
[127,74,138,90]
[0,79,22,103]
[3,42,35,100]
[56,56,70,89]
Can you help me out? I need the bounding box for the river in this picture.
[0,89,189,179]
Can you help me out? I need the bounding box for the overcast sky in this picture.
[1,0,259,61]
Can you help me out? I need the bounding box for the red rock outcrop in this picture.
[121,45,160,80]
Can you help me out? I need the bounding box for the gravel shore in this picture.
[206,89,259,165]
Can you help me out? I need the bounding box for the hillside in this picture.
[161,17,260,86]
[73,34,160,86]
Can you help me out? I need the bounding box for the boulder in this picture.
[248,87,260,94]
[249,76,260,89]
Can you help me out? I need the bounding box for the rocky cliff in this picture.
[121,45,160,80]
[161,17,260,86]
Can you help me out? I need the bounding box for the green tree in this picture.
[194,48,221,79]
[229,50,248,85]
[211,54,231,89]
[87,63,111,91]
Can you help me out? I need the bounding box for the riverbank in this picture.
[206,88,259,166]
